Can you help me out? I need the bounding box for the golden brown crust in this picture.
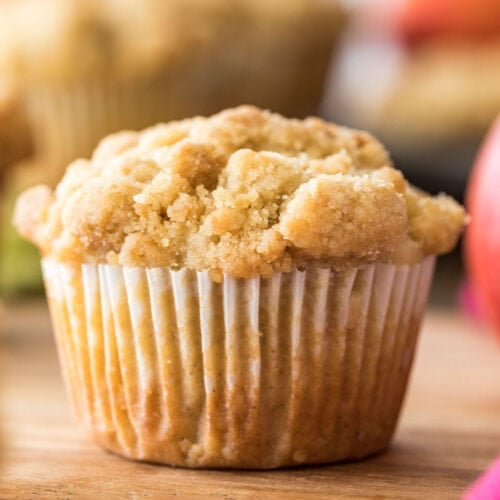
[14,106,466,278]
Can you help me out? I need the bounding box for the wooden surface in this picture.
[1,300,500,499]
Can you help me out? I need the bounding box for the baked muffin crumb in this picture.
[14,106,466,277]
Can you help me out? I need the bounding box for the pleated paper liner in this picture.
[42,257,435,469]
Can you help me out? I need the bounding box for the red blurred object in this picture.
[466,115,500,337]
[465,456,500,499]
[395,0,500,44]
[458,282,485,324]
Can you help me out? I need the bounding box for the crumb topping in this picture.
[14,106,466,278]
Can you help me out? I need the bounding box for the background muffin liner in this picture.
[41,256,435,469]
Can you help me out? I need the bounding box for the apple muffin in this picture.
[14,106,465,468]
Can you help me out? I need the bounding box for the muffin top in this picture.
[0,0,343,84]
[14,106,466,279]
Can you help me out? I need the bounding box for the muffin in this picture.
[0,0,344,187]
[14,106,465,468]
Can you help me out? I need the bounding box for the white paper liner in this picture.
[42,257,435,468]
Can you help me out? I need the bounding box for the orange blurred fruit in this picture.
[466,116,500,335]
[396,0,500,43]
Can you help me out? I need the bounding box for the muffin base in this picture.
[42,258,435,469]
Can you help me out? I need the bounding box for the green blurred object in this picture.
[0,180,43,297]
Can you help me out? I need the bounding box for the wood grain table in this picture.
[1,300,500,499]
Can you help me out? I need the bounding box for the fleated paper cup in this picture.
[41,257,435,469]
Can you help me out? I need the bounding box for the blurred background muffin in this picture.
[0,0,345,296]
[324,0,500,200]
[0,78,32,183]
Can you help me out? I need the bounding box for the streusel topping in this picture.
[14,106,466,278]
